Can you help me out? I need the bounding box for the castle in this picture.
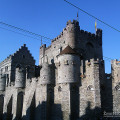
[0,20,120,120]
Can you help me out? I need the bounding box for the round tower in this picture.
[40,62,52,84]
[96,29,102,38]
[58,46,80,83]
[0,74,6,91]
[64,20,80,49]
[15,66,26,88]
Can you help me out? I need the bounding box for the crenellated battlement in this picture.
[40,44,46,49]
[51,32,64,43]
[66,20,79,26]
[111,59,120,66]
[39,20,103,64]
[85,58,100,66]
[50,20,79,44]
[79,29,102,40]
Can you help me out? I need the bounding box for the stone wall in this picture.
[111,60,120,113]
[39,20,103,66]
[2,19,120,120]
[79,59,101,118]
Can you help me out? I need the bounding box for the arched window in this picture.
[87,85,94,91]
[58,86,62,92]
[5,66,8,72]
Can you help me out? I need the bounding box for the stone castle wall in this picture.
[0,20,120,120]
[111,60,120,113]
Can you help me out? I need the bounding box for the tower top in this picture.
[66,20,79,26]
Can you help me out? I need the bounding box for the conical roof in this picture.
[59,45,77,55]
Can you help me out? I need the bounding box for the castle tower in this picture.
[10,66,25,119]
[0,74,6,91]
[55,45,80,120]
[63,20,80,49]
[111,60,120,113]
[39,44,46,65]
[40,63,51,84]
[15,66,26,88]
[79,59,101,119]
[78,28,103,60]
[38,62,54,120]
[58,45,80,83]
[96,29,103,59]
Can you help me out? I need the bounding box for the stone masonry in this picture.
[0,19,120,120]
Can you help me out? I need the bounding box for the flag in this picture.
[95,20,97,32]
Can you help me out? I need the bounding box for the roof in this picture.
[59,45,77,55]
[0,44,35,64]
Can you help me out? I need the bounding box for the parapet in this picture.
[80,29,98,39]
[66,20,79,26]
[40,44,47,57]
[40,44,46,49]
[85,58,100,66]
[111,59,120,65]
[45,45,51,50]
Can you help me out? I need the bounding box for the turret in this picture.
[96,29,102,38]
[58,45,80,83]
[39,44,46,65]
[39,62,54,119]
[0,74,6,91]
[15,66,26,88]
[96,29,102,46]
[40,62,52,84]
[63,20,80,49]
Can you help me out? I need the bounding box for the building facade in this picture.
[0,20,119,120]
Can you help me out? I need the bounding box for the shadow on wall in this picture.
[78,101,101,120]
[11,101,63,120]
[3,101,120,120]
[78,101,120,120]
[22,102,63,120]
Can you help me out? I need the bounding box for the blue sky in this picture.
[0,0,120,73]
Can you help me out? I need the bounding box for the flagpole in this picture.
[77,10,79,22]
